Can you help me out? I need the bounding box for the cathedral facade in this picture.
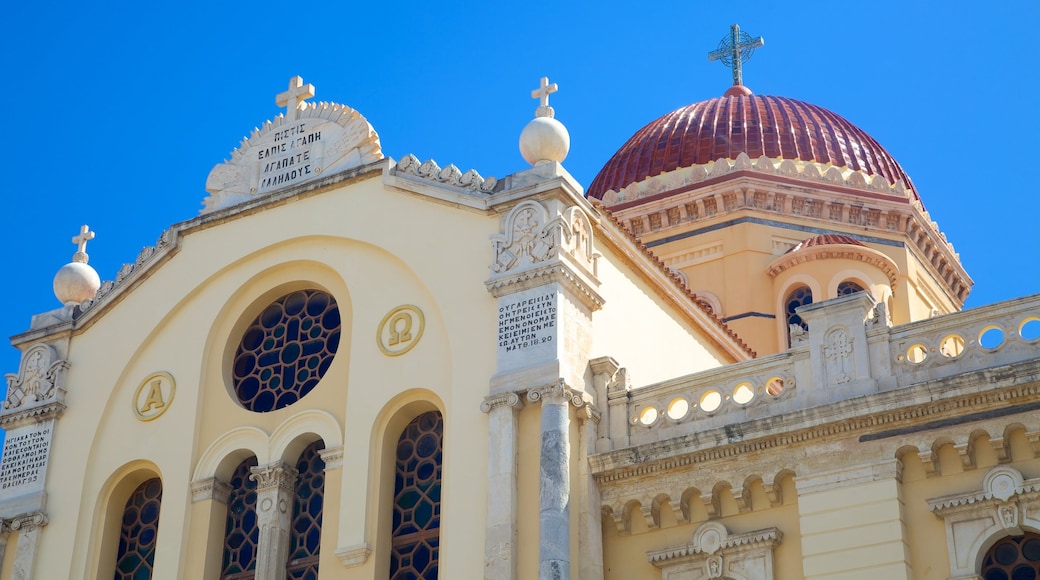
[1,66,1039,580]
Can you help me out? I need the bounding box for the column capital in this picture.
[527,379,592,408]
[250,461,298,493]
[481,391,525,413]
[7,512,47,533]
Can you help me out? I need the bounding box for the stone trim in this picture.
[929,466,1040,578]
[318,446,344,471]
[249,461,297,493]
[393,154,497,193]
[591,360,1040,484]
[335,542,372,568]
[766,242,899,289]
[6,512,47,533]
[190,477,232,504]
[647,521,781,579]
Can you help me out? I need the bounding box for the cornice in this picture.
[766,242,900,289]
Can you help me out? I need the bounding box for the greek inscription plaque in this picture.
[498,291,556,352]
[0,422,52,498]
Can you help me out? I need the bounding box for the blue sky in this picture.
[1,0,1038,374]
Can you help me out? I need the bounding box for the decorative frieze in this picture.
[393,153,497,193]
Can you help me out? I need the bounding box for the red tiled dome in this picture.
[587,92,917,201]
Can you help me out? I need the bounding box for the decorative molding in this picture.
[3,345,67,412]
[647,521,781,580]
[190,477,232,504]
[335,543,372,568]
[485,262,605,312]
[394,154,497,193]
[480,391,524,413]
[659,242,724,270]
[766,241,900,290]
[203,98,383,213]
[79,228,175,314]
[318,446,344,471]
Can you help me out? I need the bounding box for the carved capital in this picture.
[191,477,232,504]
[319,446,345,471]
[7,512,47,533]
[527,380,594,410]
[481,391,524,414]
[249,461,297,493]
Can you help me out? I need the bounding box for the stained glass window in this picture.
[221,457,259,580]
[390,411,443,580]
[114,477,162,580]
[785,286,813,346]
[982,533,1040,580]
[287,441,326,580]
[837,280,865,296]
[232,289,341,412]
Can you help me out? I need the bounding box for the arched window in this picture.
[114,477,162,579]
[784,286,813,346]
[287,441,326,579]
[981,533,1040,579]
[390,411,443,579]
[837,280,865,296]
[222,457,259,579]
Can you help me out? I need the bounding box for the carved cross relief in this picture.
[823,328,853,384]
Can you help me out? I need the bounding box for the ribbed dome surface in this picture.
[587,94,917,201]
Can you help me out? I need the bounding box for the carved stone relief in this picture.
[647,521,781,580]
[3,345,67,411]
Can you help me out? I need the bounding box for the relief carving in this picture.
[4,346,67,410]
[823,328,853,384]
[491,201,556,273]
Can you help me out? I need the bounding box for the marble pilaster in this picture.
[481,392,524,579]
[8,512,46,580]
[530,382,571,580]
[250,461,297,580]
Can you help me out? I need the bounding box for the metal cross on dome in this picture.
[276,76,315,122]
[708,24,765,87]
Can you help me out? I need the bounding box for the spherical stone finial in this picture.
[54,224,101,306]
[54,261,101,306]
[520,116,570,166]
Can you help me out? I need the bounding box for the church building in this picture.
[2,27,1039,580]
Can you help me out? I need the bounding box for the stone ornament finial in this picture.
[53,224,101,306]
[519,76,570,166]
[276,76,315,122]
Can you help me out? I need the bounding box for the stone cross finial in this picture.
[71,225,95,263]
[276,76,315,122]
[531,76,558,119]
[708,24,765,87]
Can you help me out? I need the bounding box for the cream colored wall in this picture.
[34,174,503,579]
[591,241,734,386]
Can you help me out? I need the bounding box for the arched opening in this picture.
[784,285,813,346]
[837,279,865,296]
[221,456,259,579]
[389,411,443,579]
[981,533,1040,579]
[113,478,163,579]
[287,441,326,579]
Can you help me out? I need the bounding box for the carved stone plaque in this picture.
[497,287,559,371]
[0,421,53,506]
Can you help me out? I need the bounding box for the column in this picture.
[8,512,47,580]
[530,382,571,580]
[795,461,911,579]
[250,461,297,580]
[481,392,524,579]
[186,477,232,577]
[576,405,604,580]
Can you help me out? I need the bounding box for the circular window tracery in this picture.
[232,289,341,412]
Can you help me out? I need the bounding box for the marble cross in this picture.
[72,225,95,257]
[531,77,558,118]
[276,76,315,122]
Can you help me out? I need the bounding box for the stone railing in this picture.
[615,292,1040,448]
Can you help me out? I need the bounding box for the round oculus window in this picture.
[232,289,341,412]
